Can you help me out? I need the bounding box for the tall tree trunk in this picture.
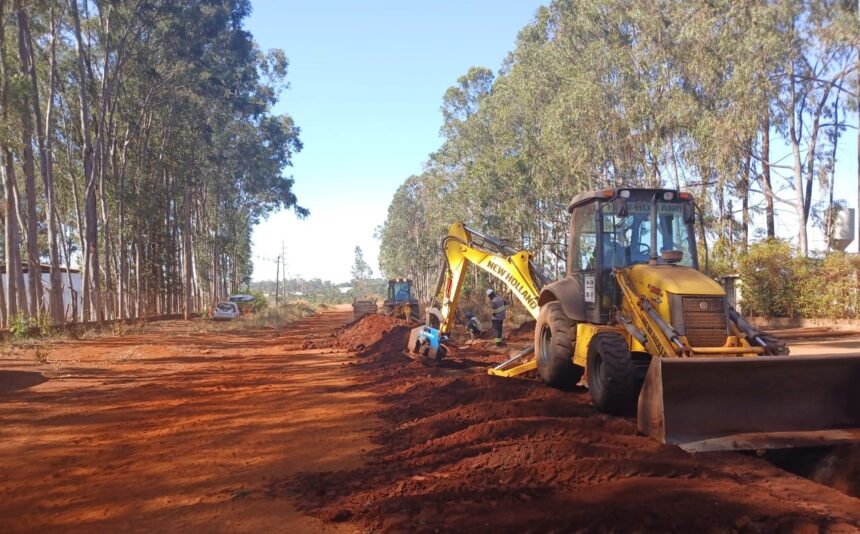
[3,155,23,319]
[788,68,808,256]
[70,0,102,322]
[15,1,43,318]
[135,238,142,317]
[0,215,6,328]
[117,133,129,319]
[38,4,65,324]
[761,112,775,239]
[742,151,751,252]
[183,179,193,319]
[59,226,77,322]
[0,0,22,321]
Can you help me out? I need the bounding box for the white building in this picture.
[1,264,83,321]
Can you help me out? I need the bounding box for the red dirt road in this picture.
[0,308,374,533]
[1,307,858,533]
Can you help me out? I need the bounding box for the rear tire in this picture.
[587,333,636,415]
[535,302,584,388]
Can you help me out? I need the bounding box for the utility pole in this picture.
[275,255,280,306]
[282,241,287,304]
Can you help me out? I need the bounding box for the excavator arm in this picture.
[406,222,545,361]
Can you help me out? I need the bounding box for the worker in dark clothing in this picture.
[465,311,483,340]
[487,288,506,347]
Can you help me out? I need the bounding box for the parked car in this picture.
[212,301,240,320]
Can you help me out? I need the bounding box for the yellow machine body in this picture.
[417,189,860,452]
[406,222,543,363]
[436,222,541,335]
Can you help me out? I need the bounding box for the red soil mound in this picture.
[280,318,860,532]
[507,319,536,342]
[329,313,418,366]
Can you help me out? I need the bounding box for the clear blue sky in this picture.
[247,1,546,283]
[247,1,860,283]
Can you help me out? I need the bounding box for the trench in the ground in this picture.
[756,446,859,498]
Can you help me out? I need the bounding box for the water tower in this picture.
[830,207,855,251]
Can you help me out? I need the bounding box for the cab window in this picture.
[569,203,597,273]
[601,201,694,267]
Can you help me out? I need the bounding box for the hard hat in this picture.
[486,289,494,296]
[465,312,474,319]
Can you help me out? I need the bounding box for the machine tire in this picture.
[587,332,636,416]
[535,301,584,388]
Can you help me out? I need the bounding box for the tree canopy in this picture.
[378,0,860,300]
[0,0,304,326]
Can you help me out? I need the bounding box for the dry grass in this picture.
[190,301,319,332]
[239,301,318,329]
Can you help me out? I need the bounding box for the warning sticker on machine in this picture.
[584,275,595,303]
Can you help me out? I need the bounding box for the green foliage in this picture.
[351,246,373,281]
[34,313,50,336]
[351,246,375,297]
[251,277,353,305]
[9,313,30,340]
[0,0,305,326]
[248,290,269,312]
[800,252,860,319]
[378,0,860,307]
[738,241,860,319]
[738,240,799,317]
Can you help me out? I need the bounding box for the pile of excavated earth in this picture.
[289,313,860,533]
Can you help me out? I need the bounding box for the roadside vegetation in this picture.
[377,0,860,314]
[239,301,318,330]
[0,0,304,329]
[737,240,860,318]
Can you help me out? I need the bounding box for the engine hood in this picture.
[627,264,724,296]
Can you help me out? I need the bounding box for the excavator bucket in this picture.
[638,355,860,452]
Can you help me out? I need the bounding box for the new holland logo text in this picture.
[486,260,538,310]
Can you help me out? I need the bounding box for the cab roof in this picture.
[568,188,691,212]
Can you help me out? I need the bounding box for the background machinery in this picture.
[382,279,420,321]
[351,298,378,320]
[408,188,860,452]
[406,221,546,363]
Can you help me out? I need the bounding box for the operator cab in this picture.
[567,188,698,323]
[388,279,413,302]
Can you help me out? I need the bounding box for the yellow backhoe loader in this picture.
[405,220,546,365]
[407,187,860,452]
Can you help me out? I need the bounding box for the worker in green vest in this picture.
[465,311,483,341]
[487,288,506,347]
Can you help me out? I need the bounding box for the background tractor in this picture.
[382,278,420,322]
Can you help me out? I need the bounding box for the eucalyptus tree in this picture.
[0,0,304,326]
[379,0,859,284]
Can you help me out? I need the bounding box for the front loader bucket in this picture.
[638,355,860,452]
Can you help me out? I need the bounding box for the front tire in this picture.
[535,302,584,388]
[587,332,636,415]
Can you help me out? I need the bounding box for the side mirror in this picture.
[612,198,628,218]
[683,202,695,225]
